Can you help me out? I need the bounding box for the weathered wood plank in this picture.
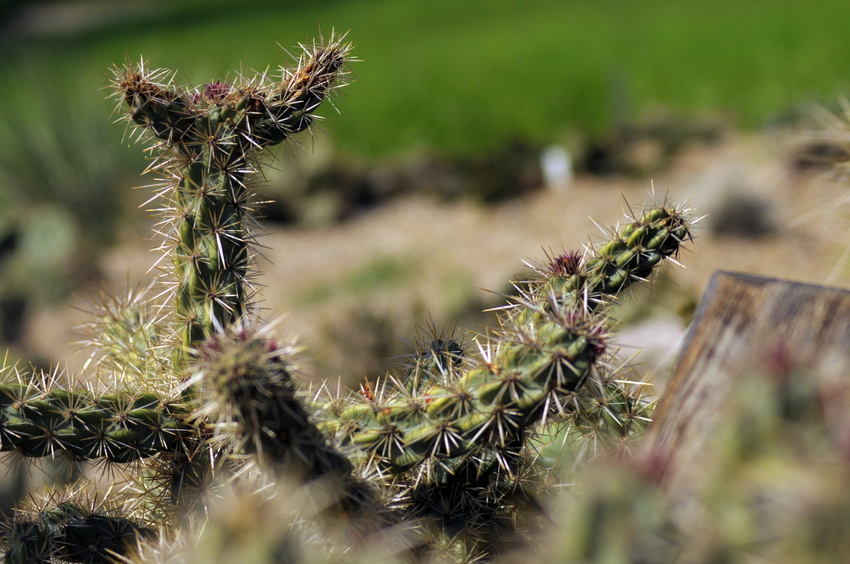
[643,270,850,499]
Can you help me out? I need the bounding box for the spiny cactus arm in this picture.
[530,202,693,311]
[189,326,380,520]
[1,492,154,564]
[111,36,352,364]
[113,61,194,143]
[0,368,197,463]
[256,39,352,144]
[337,304,607,473]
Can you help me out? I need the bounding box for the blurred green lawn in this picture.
[3,0,850,158]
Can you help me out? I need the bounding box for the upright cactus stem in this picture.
[111,35,352,365]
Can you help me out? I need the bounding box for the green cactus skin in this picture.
[2,497,153,564]
[0,374,196,464]
[334,305,606,474]
[111,36,352,366]
[528,203,693,312]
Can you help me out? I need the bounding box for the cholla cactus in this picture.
[0,32,695,564]
[112,36,351,365]
[546,356,850,564]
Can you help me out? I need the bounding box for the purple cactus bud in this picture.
[549,250,584,277]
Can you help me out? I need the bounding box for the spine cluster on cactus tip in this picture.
[110,34,352,366]
[187,325,380,522]
[526,202,693,312]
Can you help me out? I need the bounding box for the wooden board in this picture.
[643,270,850,499]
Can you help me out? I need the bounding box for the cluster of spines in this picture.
[555,375,656,469]
[523,202,693,313]
[0,365,195,465]
[1,488,153,564]
[77,284,168,383]
[110,34,352,365]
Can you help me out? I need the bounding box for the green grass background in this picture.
[3,0,850,158]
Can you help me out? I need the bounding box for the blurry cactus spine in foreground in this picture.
[0,32,700,564]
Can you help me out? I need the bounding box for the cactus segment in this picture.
[2,493,153,564]
[192,329,343,474]
[0,369,195,463]
[534,203,693,311]
[111,36,352,364]
[339,305,607,473]
[190,326,378,519]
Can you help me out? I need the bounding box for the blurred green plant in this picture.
[548,356,850,564]
[0,50,139,244]
[0,50,143,351]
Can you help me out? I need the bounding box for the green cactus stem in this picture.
[529,203,693,312]
[335,303,607,473]
[2,493,153,564]
[0,367,196,464]
[189,326,380,522]
[111,36,352,366]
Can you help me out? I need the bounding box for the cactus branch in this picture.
[0,365,196,464]
[1,488,154,564]
[337,304,607,473]
[111,35,352,365]
[528,202,693,312]
[189,326,381,523]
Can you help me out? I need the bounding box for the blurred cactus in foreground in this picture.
[547,357,850,564]
[0,32,704,563]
